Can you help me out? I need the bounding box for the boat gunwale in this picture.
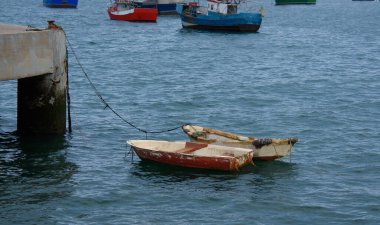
[127,140,253,158]
[127,141,254,171]
[182,125,299,147]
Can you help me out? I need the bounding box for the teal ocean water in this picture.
[1,0,380,224]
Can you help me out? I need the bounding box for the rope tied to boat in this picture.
[65,35,184,135]
[288,137,299,145]
[252,138,272,148]
[186,124,204,138]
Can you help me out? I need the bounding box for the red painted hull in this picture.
[131,146,252,171]
[107,7,158,22]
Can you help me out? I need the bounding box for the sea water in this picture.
[1,0,380,224]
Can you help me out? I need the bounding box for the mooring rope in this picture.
[66,44,72,132]
[65,36,184,135]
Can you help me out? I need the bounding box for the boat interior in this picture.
[127,140,252,157]
[182,125,254,142]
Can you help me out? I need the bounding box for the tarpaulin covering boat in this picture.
[127,140,254,171]
[182,125,298,161]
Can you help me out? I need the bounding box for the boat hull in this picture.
[157,3,178,14]
[139,3,177,14]
[136,2,182,14]
[182,125,298,161]
[43,0,78,8]
[128,140,253,171]
[275,0,316,5]
[181,20,260,32]
[108,7,158,22]
[177,4,262,32]
[188,137,295,161]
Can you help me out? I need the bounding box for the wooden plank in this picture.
[175,142,208,154]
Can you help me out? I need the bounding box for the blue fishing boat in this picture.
[176,0,263,32]
[43,0,78,8]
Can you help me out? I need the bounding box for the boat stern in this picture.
[233,150,254,169]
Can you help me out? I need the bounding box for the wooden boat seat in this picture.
[176,142,208,154]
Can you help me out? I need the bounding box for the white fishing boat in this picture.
[182,125,298,161]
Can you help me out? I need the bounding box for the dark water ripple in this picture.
[1,0,380,224]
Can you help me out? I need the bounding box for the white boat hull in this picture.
[188,137,293,160]
[183,125,298,161]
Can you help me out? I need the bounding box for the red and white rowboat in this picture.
[107,0,158,22]
[127,140,254,171]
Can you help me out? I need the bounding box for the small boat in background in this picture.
[176,0,264,32]
[43,0,78,8]
[127,140,254,171]
[275,0,316,5]
[182,125,298,161]
[108,0,158,22]
[135,0,185,14]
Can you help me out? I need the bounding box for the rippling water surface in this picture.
[1,0,380,224]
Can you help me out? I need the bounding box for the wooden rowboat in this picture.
[127,140,254,171]
[182,125,298,161]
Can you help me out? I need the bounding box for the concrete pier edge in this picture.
[1,22,67,135]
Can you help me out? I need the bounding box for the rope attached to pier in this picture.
[66,44,72,133]
[65,37,184,135]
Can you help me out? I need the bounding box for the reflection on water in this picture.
[130,160,240,182]
[0,132,78,205]
[130,156,296,175]
[248,160,298,193]
[252,160,297,176]
[128,156,297,190]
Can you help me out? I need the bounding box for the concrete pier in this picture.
[0,22,67,135]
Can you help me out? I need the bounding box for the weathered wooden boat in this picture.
[127,140,254,171]
[43,0,79,8]
[107,0,158,22]
[135,0,184,14]
[275,0,316,5]
[176,0,264,32]
[182,125,298,161]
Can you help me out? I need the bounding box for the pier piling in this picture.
[0,22,67,135]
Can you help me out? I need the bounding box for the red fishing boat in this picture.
[127,140,254,171]
[107,0,158,22]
